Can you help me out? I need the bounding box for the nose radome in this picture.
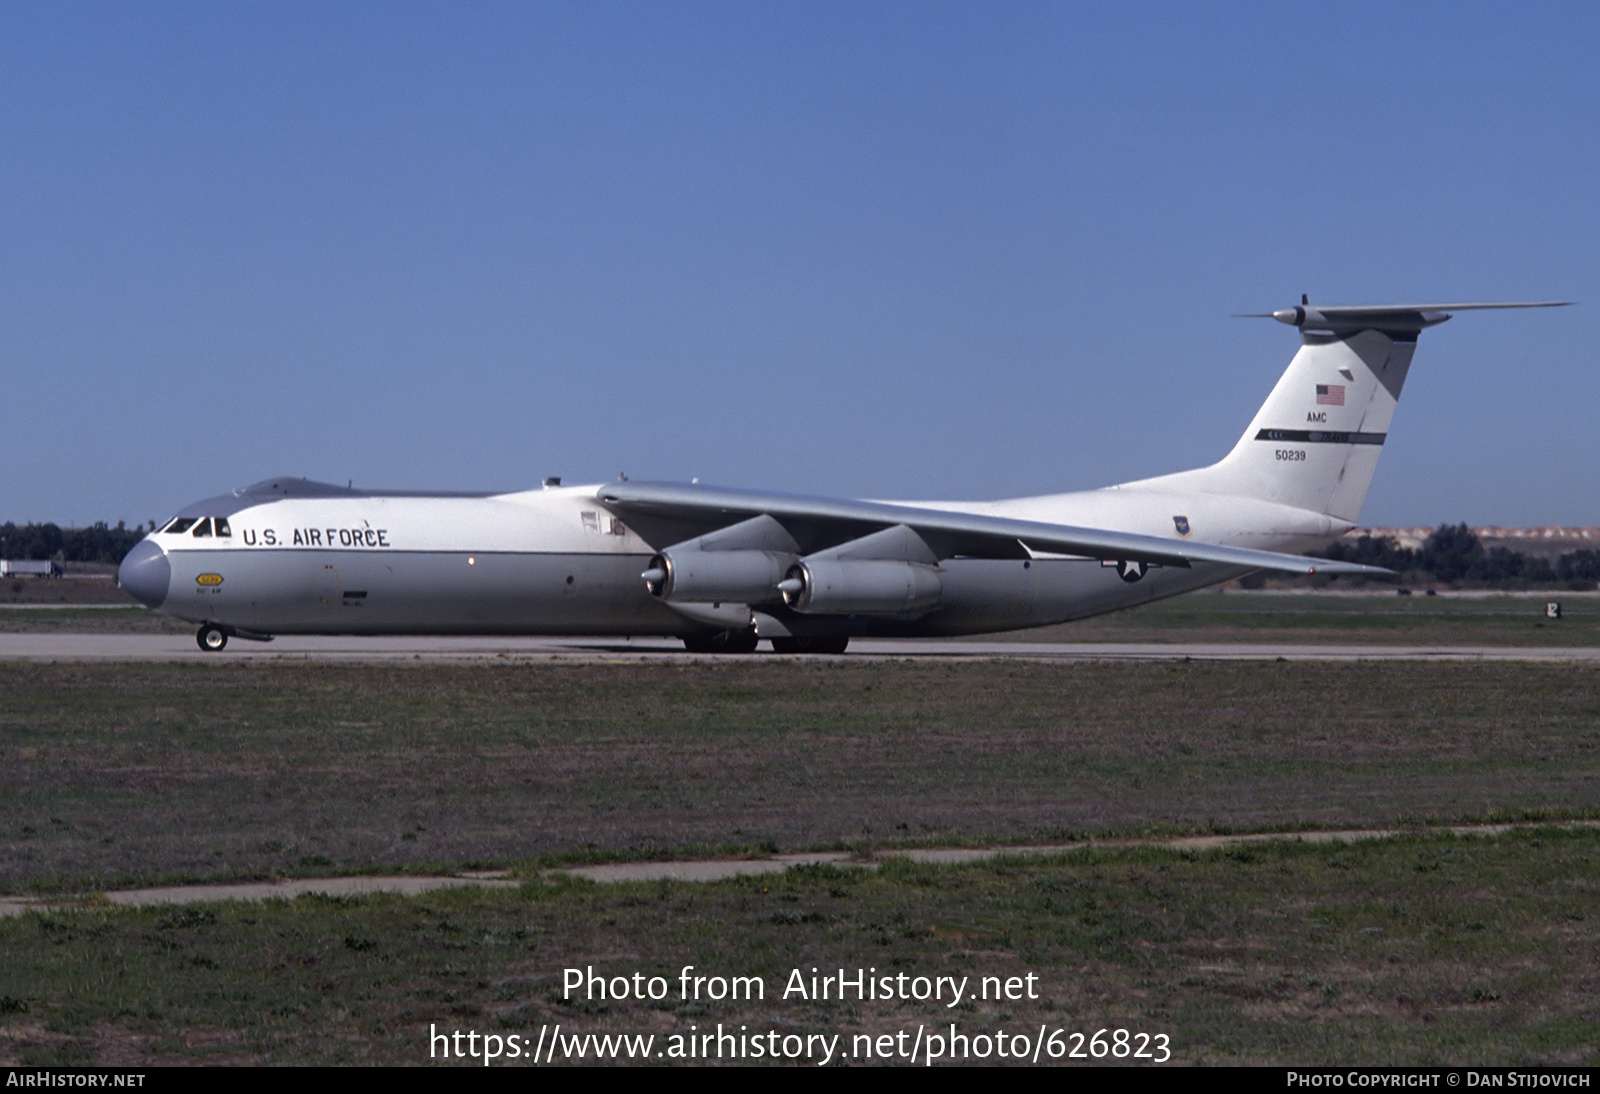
[118,539,171,609]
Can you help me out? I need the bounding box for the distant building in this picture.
[1345,526,1600,560]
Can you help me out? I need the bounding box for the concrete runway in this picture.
[2,632,1598,662]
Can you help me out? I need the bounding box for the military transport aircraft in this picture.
[118,300,1566,653]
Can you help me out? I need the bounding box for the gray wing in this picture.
[597,480,1386,576]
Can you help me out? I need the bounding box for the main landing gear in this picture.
[679,631,850,654]
[681,628,760,654]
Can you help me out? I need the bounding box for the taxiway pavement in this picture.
[1,633,1597,663]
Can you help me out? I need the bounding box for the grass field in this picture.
[4,659,1599,891]
[2,832,1596,1065]
[3,654,1598,1065]
[1001,590,1599,646]
[0,606,189,635]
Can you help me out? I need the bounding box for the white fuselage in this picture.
[126,481,1344,640]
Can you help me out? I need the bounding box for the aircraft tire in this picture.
[196,624,229,652]
[682,629,759,654]
[769,635,849,655]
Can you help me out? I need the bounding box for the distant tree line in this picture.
[1318,524,1600,588]
[0,522,149,565]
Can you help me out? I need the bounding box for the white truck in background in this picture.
[1,560,65,578]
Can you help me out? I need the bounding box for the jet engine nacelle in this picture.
[779,559,942,615]
[642,548,792,604]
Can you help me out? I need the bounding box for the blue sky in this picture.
[3,2,1595,529]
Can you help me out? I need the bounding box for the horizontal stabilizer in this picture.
[1238,300,1571,337]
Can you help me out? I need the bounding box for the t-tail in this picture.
[1135,300,1570,523]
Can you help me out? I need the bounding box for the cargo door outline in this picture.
[313,564,341,608]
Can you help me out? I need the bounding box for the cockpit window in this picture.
[162,517,197,535]
[213,518,231,537]
[192,518,213,537]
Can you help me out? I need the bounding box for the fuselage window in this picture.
[163,517,197,535]
[192,518,213,537]
[213,517,231,537]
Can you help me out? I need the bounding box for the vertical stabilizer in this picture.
[1203,328,1414,521]
[1130,301,1568,523]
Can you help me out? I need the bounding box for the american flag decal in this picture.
[1316,384,1345,406]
